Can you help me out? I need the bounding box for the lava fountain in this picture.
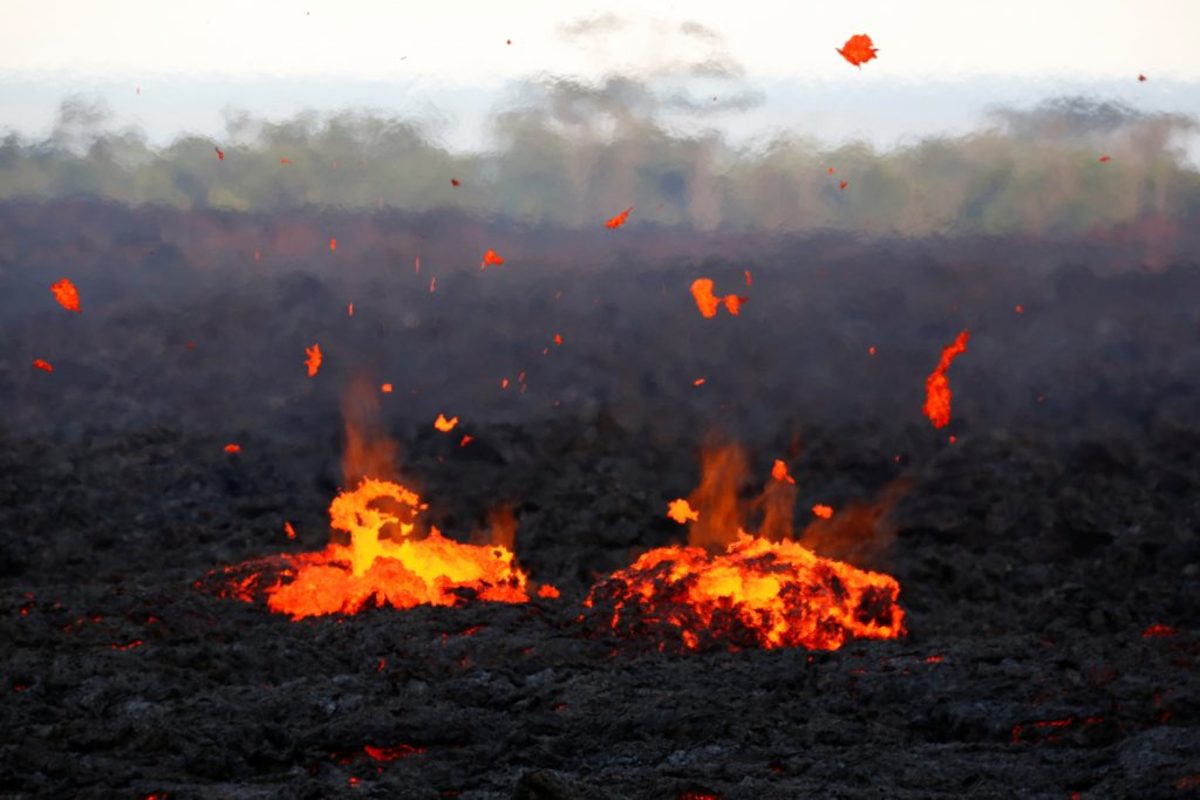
[219,379,538,619]
[586,444,906,651]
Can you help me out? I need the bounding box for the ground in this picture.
[0,200,1197,798]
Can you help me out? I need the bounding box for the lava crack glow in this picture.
[586,446,905,651]
[233,477,535,619]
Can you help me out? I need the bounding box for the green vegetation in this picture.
[1,93,1196,236]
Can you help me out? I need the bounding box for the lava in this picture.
[305,344,323,378]
[837,34,878,67]
[250,476,533,619]
[50,278,81,313]
[32,359,53,372]
[221,382,542,619]
[689,278,747,319]
[605,207,633,229]
[587,445,905,651]
[923,330,970,428]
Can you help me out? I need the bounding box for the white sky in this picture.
[3,0,1200,84]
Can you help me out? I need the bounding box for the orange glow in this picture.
[538,584,561,599]
[501,377,509,389]
[811,504,834,519]
[868,346,877,356]
[693,378,706,386]
[744,269,753,287]
[605,207,633,229]
[667,498,700,524]
[32,359,53,373]
[255,477,532,619]
[723,294,747,315]
[285,521,296,540]
[553,333,563,346]
[348,302,354,316]
[922,330,970,429]
[482,249,505,269]
[771,459,795,484]
[305,344,323,378]
[223,443,241,454]
[827,166,836,174]
[586,445,905,651]
[434,414,459,433]
[280,157,291,165]
[1142,623,1177,638]
[50,279,81,313]
[459,435,473,447]
[837,34,878,67]
[1014,304,1024,314]
[364,744,424,762]
[429,277,436,293]
[329,237,338,252]
[380,383,393,393]
[1098,155,1111,163]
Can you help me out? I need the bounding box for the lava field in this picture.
[1,198,1198,798]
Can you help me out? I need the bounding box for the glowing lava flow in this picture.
[254,477,531,619]
[586,446,905,651]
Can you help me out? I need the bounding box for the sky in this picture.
[2,0,1199,151]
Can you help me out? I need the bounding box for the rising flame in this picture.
[923,330,970,428]
[586,444,905,651]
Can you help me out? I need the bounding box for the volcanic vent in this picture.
[586,444,906,652]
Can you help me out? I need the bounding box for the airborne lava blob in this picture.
[586,445,905,651]
[923,330,970,428]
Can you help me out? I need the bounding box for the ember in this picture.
[587,446,905,651]
[605,207,633,229]
[305,344,323,378]
[32,359,53,373]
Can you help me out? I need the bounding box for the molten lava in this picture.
[50,278,81,313]
[222,380,541,619]
[256,477,532,619]
[923,330,970,428]
[605,207,633,229]
[689,279,747,319]
[305,343,323,378]
[837,34,878,67]
[587,445,905,651]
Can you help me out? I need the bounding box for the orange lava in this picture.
[690,279,747,319]
[587,445,905,651]
[305,343,323,378]
[50,279,81,313]
[811,504,834,519]
[482,248,505,268]
[223,443,241,454]
[667,498,700,524]
[434,413,459,432]
[32,359,54,372]
[837,34,878,67]
[605,207,633,229]
[258,477,532,619]
[922,330,970,428]
[771,459,795,484]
